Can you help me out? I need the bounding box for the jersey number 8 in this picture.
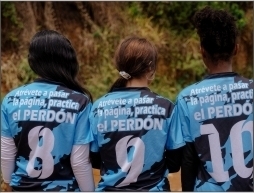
[26,126,54,179]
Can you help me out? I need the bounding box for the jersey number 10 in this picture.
[200,120,253,182]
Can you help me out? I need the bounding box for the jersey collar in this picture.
[204,72,238,80]
[33,78,66,87]
[110,87,151,93]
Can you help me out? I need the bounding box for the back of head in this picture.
[29,30,79,82]
[193,6,238,63]
[28,30,92,100]
[110,36,158,91]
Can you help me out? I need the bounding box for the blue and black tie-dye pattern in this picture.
[1,78,93,191]
[89,87,185,191]
[173,72,253,191]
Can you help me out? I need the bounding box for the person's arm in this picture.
[165,146,183,173]
[5,183,13,192]
[181,142,199,191]
[165,101,185,173]
[70,144,95,191]
[1,136,17,187]
[90,151,101,169]
[89,105,101,170]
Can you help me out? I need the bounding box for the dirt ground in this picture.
[93,169,182,191]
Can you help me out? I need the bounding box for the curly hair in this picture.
[193,6,239,62]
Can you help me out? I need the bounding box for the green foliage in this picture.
[85,63,117,101]
[200,2,247,30]
[0,1,252,103]
[1,2,22,28]
[128,2,143,18]
[150,75,179,102]
[1,2,23,48]
[18,58,37,86]
[235,65,253,80]
[140,1,248,35]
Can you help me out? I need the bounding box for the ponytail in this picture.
[109,77,128,92]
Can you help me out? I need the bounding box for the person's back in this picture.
[89,36,185,191]
[1,30,94,191]
[2,80,92,191]
[177,73,253,191]
[172,6,253,191]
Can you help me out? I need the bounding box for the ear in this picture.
[233,44,239,56]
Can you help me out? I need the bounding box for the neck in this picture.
[126,77,149,87]
[205,60,232,74]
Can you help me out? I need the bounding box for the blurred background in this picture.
[1,1,253,191]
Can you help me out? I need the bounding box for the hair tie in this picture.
[119,71,131,80]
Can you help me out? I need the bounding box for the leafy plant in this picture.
[2,2,21,26]
[17,58,37,86]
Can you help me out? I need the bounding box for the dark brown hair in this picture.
[109,36,158,91]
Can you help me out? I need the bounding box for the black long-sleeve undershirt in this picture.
[165,147,184,173]
[181,142,199,191]
[90,151,101,169]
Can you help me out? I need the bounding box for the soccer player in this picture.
[1,30,95,191]
[89,36,185,191]
[172,6,253,191]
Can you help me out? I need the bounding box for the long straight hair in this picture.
[109,36,158,91]
[28,30,92,101]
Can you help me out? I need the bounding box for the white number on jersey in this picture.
[200,120,253,182]
[26,126,54,179]
[115,135,145,187]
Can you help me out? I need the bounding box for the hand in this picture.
[5,183,12,192]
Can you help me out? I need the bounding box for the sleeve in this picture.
[89,106,99,153]
[1,136,17,183]
[1,97,12,137]
[164,147,183,173]
[181,142,199,191]
[165,103,186,150]
[73,102,94,145]
[70,144,95,191]
[88,105,101,169]
[175,96,192,142]
[169,95,198,190]
[90,138,99,152]
[90,151,101,169]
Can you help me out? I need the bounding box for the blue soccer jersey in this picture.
[1,78,93,191]
[89,87,185,191]
[172,72,253,191]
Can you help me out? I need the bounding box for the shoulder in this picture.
[152,91,174,105]
[68,91,92,112]
[91,94,110,109]
[176,82,200,100]
[2,85,28,104]
[237,75,253,87]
